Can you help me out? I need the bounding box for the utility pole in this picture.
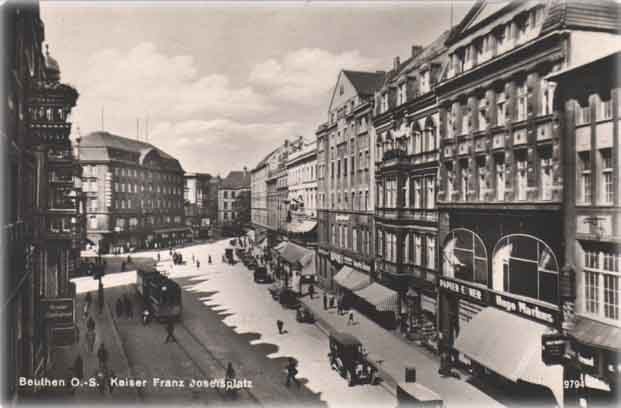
[101,107,105,131]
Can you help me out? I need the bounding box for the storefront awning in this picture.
[275,241,313,266]
[454,307,564,406]
[355,283,398,312]
[571,316,621,352]
[299,252,316,276]
[286,220,317,234]
[334,266,371,291]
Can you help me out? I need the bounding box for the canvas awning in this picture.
[275,241,313,266]
[355,283,399,312]
[299,252,316,276]
[333,266,371,291]
[570,316,621,352]
[454,307,564,407]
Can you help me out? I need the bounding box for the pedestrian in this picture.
[197,260,200,269]
[164,320,176,343]
[208,255,212,264]
[96,367,107,394]
[336,298,342,315]
[323,292,328,310]
[73,354,84,381]
[85,292,92,308]
[86,329,96,352]
[115,298,123,318]
[87,316,96,332]
[347,310,355,325]
[108,370,117,394]
[308,284,315,300]
[142,307,150,325]
[276,319,284,335]
[97,343,108,369]
[285,358,300,388]
[83,300,90,320]
[121,261,126,272]
[157,252,160,262]
[124,295,133,318]
[192,254,195,264]
[97,281,104,315]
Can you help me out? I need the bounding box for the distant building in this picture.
[286,136,318,247]
[217,168,251,234]
[184,172,214,239]
[79,131,187,253]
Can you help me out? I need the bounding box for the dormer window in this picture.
[419,70,430,94]
[398,82,407,105]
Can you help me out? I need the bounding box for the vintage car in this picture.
[328,331,378,386]
[396,382,443,408]
[268,283,282,300]
[296,305,315,323]
[253,266,270,283]
[279,288,301,309]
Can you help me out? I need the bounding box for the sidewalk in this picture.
[300,289,504,408]
[44,292,138,403]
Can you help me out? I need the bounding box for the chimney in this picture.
[411,45,424,59]
[243,166,248,174]
[393,56,401,71]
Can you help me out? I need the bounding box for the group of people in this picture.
[115,294,134,319]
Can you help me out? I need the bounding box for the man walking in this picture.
[115,298,123,318]
[124,295,133,319]
[347,310,355,326]
[308,284,315,300]
[164,320,176,343]
[285,358,300,388]
[276,319,284,335]
[97,343,109,369]
[323,292,328,310]
[86,329,96,352]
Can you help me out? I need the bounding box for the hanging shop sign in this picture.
[438,277,487,303]
[41,298,74,326]
[541,333,568,366]
[490,292,558,326]
[335,215,350,222]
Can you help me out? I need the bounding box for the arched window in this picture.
[442,228,488,285]
[492,234,559,305]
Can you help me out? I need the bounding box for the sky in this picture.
[41,0,473,176]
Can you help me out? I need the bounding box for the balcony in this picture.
[48,149,73,162]
[382,148,407,162]
[376,207,438,223]
[49,173,74,184]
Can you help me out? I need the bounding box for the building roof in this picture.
[342,70,386,96]
[221,170,251,189]
[79,131,183,172]
[253,146,280,172]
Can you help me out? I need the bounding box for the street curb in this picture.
[105,302,144,402]
[302,300,398,397]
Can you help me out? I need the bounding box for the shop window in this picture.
[584,247,620,321]
[492,234,559,305]
[442,228,488,285]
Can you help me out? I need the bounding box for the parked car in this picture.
[328,331,378,386]
[268,283,281,300]
[279,288,300,309]
[253,266,270,283]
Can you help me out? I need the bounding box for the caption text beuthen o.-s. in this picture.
[18,376,253,390]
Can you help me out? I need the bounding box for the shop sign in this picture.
[335,215,350,222]
[578,352,595,368]
[491,293,557,326]
[343,256,352,265]
[49,325,76,347]
[41,298,74,326]
[541,333,568,366]
[438,277,486,303]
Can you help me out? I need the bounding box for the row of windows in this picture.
[577,148,614,206]
[447,6,543,79]
[288,163,316,186]
[377,175,436,209]
[329,150,371,180]
[322,190,370,211]
[108,166,182,184]
[330,223,372,256]
[111,198,183,210]
[575,99,615,125]
[113,182,182,195]
[378,231,436,270]
[378,70,433,114]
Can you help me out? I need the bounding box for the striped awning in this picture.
[355,283,399,312]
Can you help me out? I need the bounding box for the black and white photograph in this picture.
[1,0,620,407]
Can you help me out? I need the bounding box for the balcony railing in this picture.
[382,148,407,162]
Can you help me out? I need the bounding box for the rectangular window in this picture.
[584,249,621,321]
[540,148,553,201]
[426,176,435,209]
[497,92,506,125]
[414,234,422,266]
[599,99,613,121]
[517,155,528,201]
[577,104,591,125]
[478,97,488,130]
[601,149,613,205]
[579,152,592,204]
[426,236,435,269]
[517,83,527,121]
[604,274,619,320]
[460,160,470,201]
[540,78,554,116]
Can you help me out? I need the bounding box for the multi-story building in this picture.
[433,1,620,405]
[3,1,82,398]
[549,50,620,404]
[265,142,290,247]
[285,137,318,247]
[316,70,384,295]
[79,131,186,253]
[373,36,448,331]
[184,172,214,239]
[217,169,250,235]
[251,148,279,233]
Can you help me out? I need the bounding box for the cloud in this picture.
[249,48,380,104]
[148,119,305,175]
[67,42,273,138]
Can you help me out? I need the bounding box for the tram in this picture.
[136,267,182,321]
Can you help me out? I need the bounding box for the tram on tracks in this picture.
[136,267,182,321]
